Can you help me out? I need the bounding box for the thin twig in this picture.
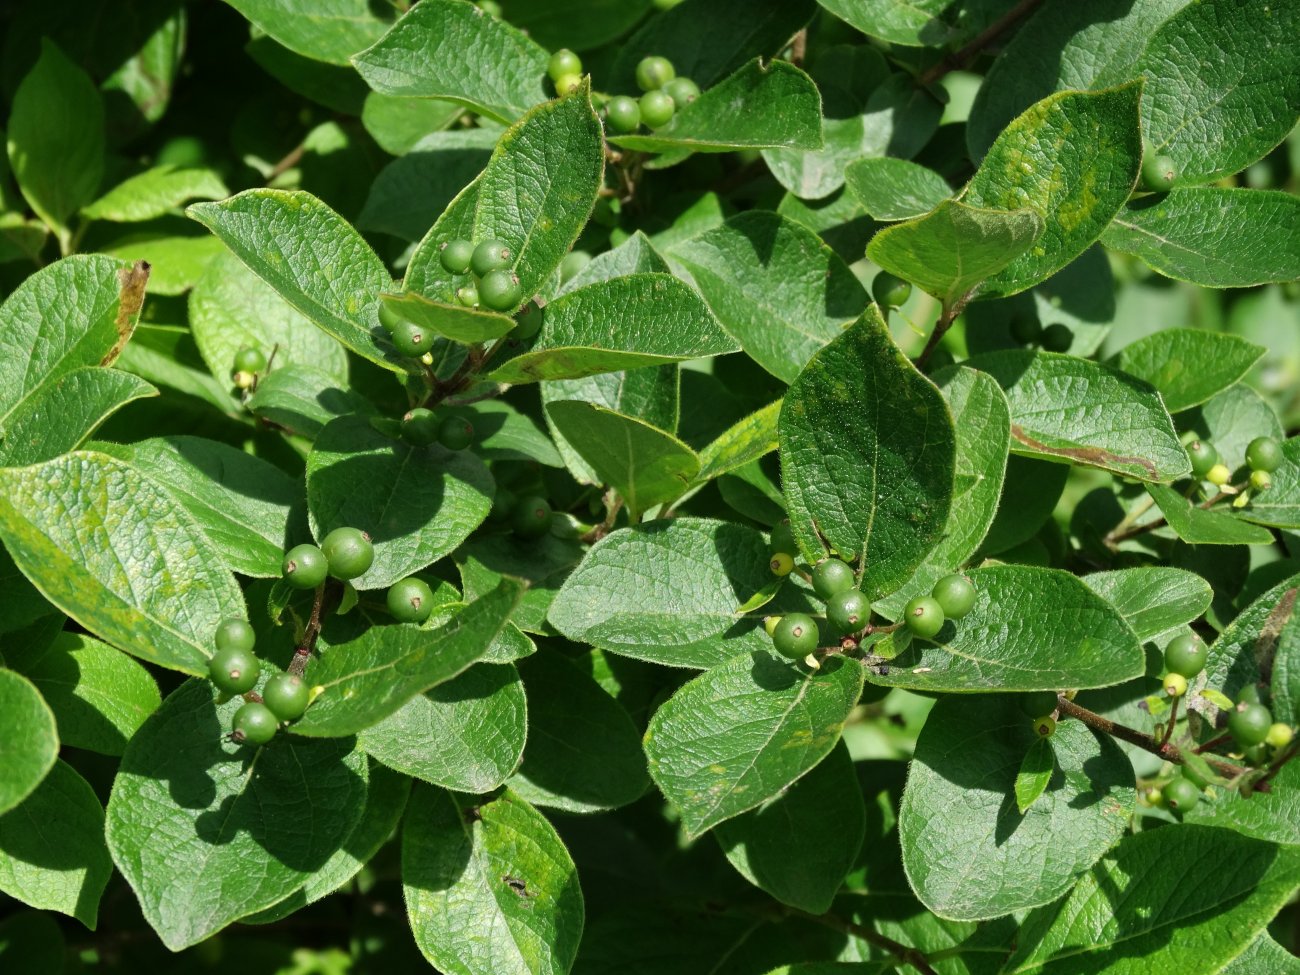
[916,288,976,368]
[1159,695,1180,749]
[289,582,331,677]
[790,908,940,975]
[789,29,807,67]
[1194,732,1232,755]
[917,0,1044,85]
[1251,741,1300,794]
[1105,486,1239,548]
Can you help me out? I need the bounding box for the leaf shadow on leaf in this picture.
[27,649,131,754]
[311,445,450,546]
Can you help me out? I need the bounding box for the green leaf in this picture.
[1112,328,1264,413]
[1004,825,1300,975]
[306,414,494,591]
[871,566,1145,693]
[671,211,868,382]
[0,669,58,816]
[458,400,564,468]
[1219,933,1300,975]
[82,166,228,223]
[381,291,515,344]
[489,274,736,384]
[0,367,156,467]
[545,401,699,519]
[0,452,246,676]
[359,663,526,792]
[644,651,863,838]
[697,400,781,483]
[190,246,348,387]
[187,190,402,374]
[1136,0,1300,184]
[980,455,1070,557]
[510,651,648,814]
[244,34,369,115]
[866,199,1044,305]
[548,518,773,662]
[0,759,112,929]
[714,741,864,914]
[844,157,951,221]
[361,91,465,155]
[814,0,1010,47]
[1189,383,1285,472]
[102,230,224,296]
[556,230,670,295]
[292,580,524,737]
[1187,760,1300,848]
[610,59,822,154]
[963,84,1143,296]
[498,0,653,51]
[1242,437,1300,530]
[1014,736,1055,815]
[5,632,160,757]
[105,679,368,950]
[1081,568,1212,642]
[6,40,104,236]
[1145,484,1273,546]
[780,311,955,599]
[222,0,396,65]
[0,255,145,435]
[94,436,295,579]
[874,366,1010,617]
[352,0,548,123]
[243,761,412,925]
[403,786,585,975]
[903,695,1133,921]
[1100,188,1300,287]
[457,532,584,634]
[1204,573,1298,705]
[970,350,1189,482]
[245,364,371,439]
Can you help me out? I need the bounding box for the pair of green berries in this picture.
[231,346,266,390]
[208,619,310,745]
[401,408,474,451]
[488,487,554,538]
[438,238,523,312]
[1187,435,1281,491]
[604,56,700,134]
[903,573,976,639]
[282,527,375,588]
[1009,316,1073,353]
[1018,691,1062,737]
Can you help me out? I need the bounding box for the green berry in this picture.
[663,76,700,107]
[1040,323,1073,352]
[401,408,440,446]
[215,618,256,654]
[512,495,553,539]
[635,55,676,91]
[903,596,945,639]
[1181,764,1210,790]
[1205,463,1231,486]
[1237,683,1263,705]
[439,238,474,274]
[392,319,434,358]
[479,268,522,311]
[231,702,278,745]
[1266,722,1294,748]
[377,302,405,333]
[514,301,544,339]
[1033,715,1056,738]
[233,347,266,374]
[772,613,820,659]
[470,239,513,277]
[282,544,329,590]
[1163,634,1206,678]
[1251,469,1273,492]
[1009,315,1041,345]
[770,521,797,556]
[387,577,435,624]
[1186,440,1219,478]
[320,527,374,580]
[872,271,911,309]
[931,574,976,619]
[547,48,582,83]
[489,487,516,522]
[1019,690,1059,717]
[763,615,781,637]
[208,645,260,694]
[811,558,855,599]
[454,284,479,307]
[1246,435,1283,473]
[638,90,675,129]
[232,369,256,390]
[605,95,641,133]
[1163,672,1188,698]
[1142,152,1177,192]
[769,552,794,577]
[1228,701,1273,748]
[554,72,583,95]
[437,415,474,451]
[560,250,592,282]
[262,673,310,722]
[826,589,870,634]
[1163,775,1201,811]
[1244,743,1270,764]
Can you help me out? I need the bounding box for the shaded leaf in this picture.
[1112,328,1264,413]
[844,157,951,221]
[0,669,58,816]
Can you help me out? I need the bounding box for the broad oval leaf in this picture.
[1112,328,1264,413]
[0,759,112,928]
[0,669,58,815]
[306,414,494,591]
[359,663,526,793]
[871,566,1145,693]
[0,452,246,676]
[969,349,1189,482]
[697,400,781,484]
[381,292,515,344]
[105,679,368,950]
[1187,760,1300,848]
[1204,573,1299,703]
[780,310,955,599]
[245,363,371,439]
[223,0,396,65]
[82,165,228,223]
[644,650,864,838]
[1081,568,1212,642]
[963,84,1143,296]
[1145,484,1273,546]
[671,211,868,384]
[403,785,585,975]
[844,156,951,221]
[901,694,1135,921]
[814,0,1009,47]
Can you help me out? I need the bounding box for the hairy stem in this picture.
[916,288,976,368]
[917,0,1044,85]
[1105,485,1239,548]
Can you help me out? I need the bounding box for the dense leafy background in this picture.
[1,0,1299,973]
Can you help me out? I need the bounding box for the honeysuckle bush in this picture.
[2,0,1300,972]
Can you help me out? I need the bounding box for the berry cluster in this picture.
[443,237,523,313]
[283,527,375,588]
[762,522,976,661]
[208,619,309,745]
[231,346,267,390]
[400,407,474,451]
[1009,316,1073,352]
[490,488,554,539]
[1186,434,1280,493]
[547,49,702,135]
